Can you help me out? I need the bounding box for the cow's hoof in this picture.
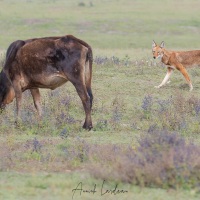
[83,123,93,131]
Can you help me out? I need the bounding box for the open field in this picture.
[0,0,200,199]
[1,0,200,50]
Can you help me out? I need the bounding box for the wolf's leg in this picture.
[155,67,173,88]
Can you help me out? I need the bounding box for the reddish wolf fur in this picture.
[152,40,200,91]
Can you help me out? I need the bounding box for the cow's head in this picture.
[152,40,165,59]
[0,71,15,110]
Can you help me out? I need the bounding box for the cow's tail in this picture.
[0,40,25,108]
[85,45,93,108]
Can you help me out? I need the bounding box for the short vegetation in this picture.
[1,54,200,194]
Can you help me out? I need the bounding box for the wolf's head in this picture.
[152,40,165,59]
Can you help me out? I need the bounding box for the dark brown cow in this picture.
[0,35,93,130]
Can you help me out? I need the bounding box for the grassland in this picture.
[0,0,200,199]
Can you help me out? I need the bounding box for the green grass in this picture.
[0,172,200,200]
[1,0,200,199]
[0,0,200,49]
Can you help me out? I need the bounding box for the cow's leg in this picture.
[30,88,42,117]
[72,81,92,130]
[12,81,23,123]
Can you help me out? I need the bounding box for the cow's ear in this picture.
[160,41,165,48]
[152,40,157,48]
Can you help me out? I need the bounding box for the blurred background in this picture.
[0,0,200,51]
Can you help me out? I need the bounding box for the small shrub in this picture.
[86,130,200,190]
[93,119,109,131]
[94,55,132,66]
[188,95,200,116]
[24,137,42,153]
[61,137,90,167]
[94,56,109,65]
[78,2,85,7]
[139,92,200,131]
[110,96,125,129]
[141,95,153,119]
[122,54,130,66]
[59,128,69,139]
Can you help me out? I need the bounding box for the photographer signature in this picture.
[72,180,128,199]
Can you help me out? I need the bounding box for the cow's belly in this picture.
[24,72,68,90]
[42,74,68,90]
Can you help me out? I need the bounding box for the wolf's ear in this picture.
[160,41,165,48]
[152,40,156,48]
